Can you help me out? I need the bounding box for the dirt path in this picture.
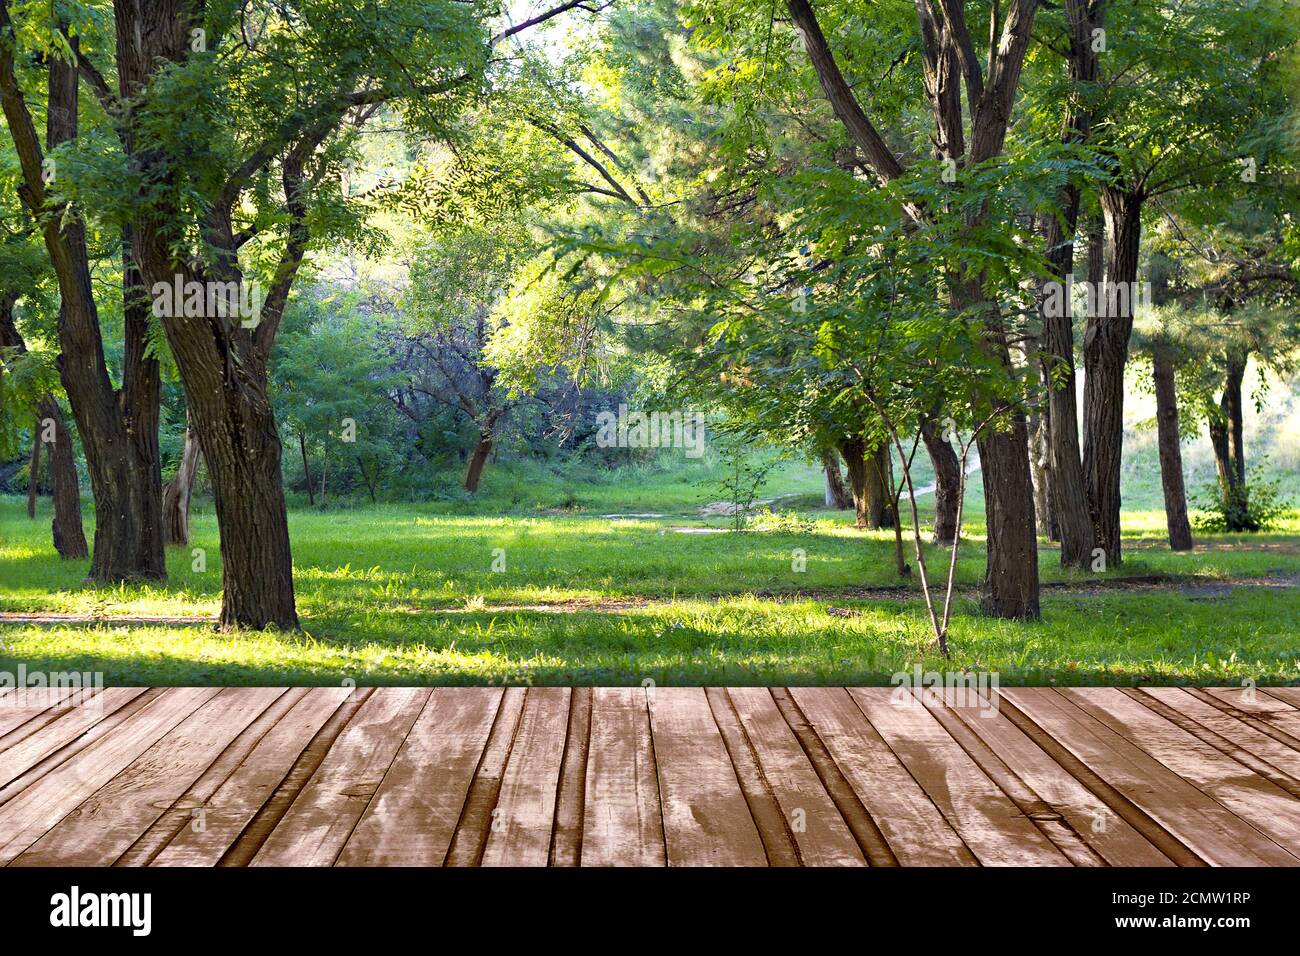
[2,572,1295,626]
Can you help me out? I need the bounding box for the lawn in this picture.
[2,458,1298,686]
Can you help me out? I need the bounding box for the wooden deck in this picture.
[1,686,1298,867]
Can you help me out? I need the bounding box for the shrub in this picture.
[1193,461,1293,533]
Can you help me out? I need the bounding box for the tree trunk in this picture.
[1039,223,1092,565]
[298,432,315,507]
[1028,405,1054,540]
[865,443,896,529]
[838,437,895,529]
[1039,0,1101,568]
[39,395,89,559]
[1083,189,1142,567]
[821,447,852,509]
[953,274,1041,621]
[465,431,493,493]
[199,410,299,629]
[1222,350,1247,490]
[1208,348,1249,531]
[162,406,202,546]
[977,424,1041,619]
[918,418,961,545]
[837,437,870,529]
[1152,345,1194,551]
[25,429,40,518]
[119,227,167,573]
[788,0,1042,618]
[1,295,88,558]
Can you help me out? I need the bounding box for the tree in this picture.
[1066,0,1294,565]
[711,0,1046,617]
[31,0,588,627]
[273,296,402,506]
[402,224,535,493]
[0,293,87,558]
[0,7,163,579]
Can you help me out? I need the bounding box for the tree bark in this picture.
[1151,345,1194,550]
[866,443,896,530]
[25,429,40,518]
[821,447,852,509]
[162,406,202,546]
[838,437,895,529]
[837,437,870,529]
[1083,188,1142,567]
[0,23,164,581]
[976,423,1041,620]
[39,396,89,559]
[465,431,493,493]
[1028,405,1054,540]
[918,418,961,545]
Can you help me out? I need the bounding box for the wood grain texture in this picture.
[481,687,571,867]
[582,687,664,866]
[0,688,220,865]
[151,687,352,867]
[1,686,1297,867]
[725,688,865,866]
[850,688,1069,866]
[648,687,767,866]
[13,688,285,866]
[250,687,430,867]
[1005,688,1299,866]
[1063,688,1300,859]
[340,688,502,866]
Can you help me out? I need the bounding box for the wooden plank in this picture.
[0,688,150,794]
[646,687,767,866]
[338,688,502,866]
[13,688,285,866]
[1139,688,1300,784]
[251,687,431,867]
[443,687,526,866]
[940,689,1174,867]
[0,686,94,742]
[706,688,799,866]
[1263,688,1300,709]
[1004,688,1298,866]
[1202,687,1300,742]
[1063,688,1300,858]
[152,687,353,867]
[849,688,1068,866]
[725,688,864,866]
[0,688,220,865]
[789,687,970,865]
[117,689,315,866]
[582,687,665,867]
[550,686,592,866]
[480,687,571,867]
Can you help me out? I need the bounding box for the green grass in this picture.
[2,459,1299,686]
